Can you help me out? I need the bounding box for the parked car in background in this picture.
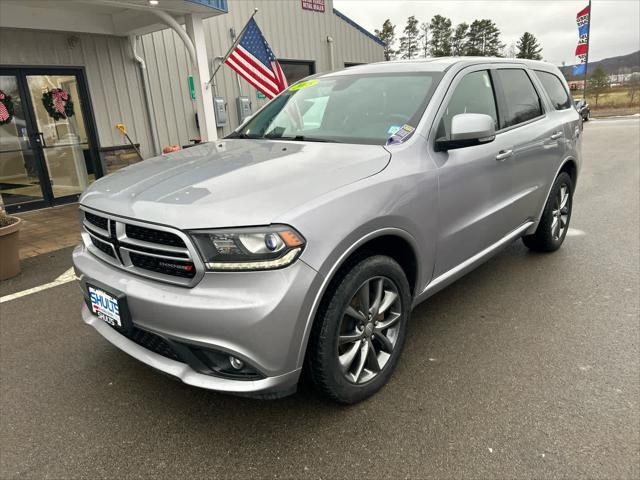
[73,58,582,404]
[575,99,591,121]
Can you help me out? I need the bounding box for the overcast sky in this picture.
[333,0,640,65]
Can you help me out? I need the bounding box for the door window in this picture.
[0,75,44,208]
[436,70,498,139]
[496,69,543,128]
[26,74,94,199]
[534,71,573,110]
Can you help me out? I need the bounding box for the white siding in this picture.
[141,0,385,142]
[0,28,155,157]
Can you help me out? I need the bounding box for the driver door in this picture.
[430,67,515,277]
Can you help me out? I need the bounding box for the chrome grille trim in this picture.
[79,206,204,287]
[83,219,109,239]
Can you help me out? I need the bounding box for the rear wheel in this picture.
[523,172,573,252]
[306,255,411,404]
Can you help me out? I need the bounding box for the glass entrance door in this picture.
[0,68,101,212]
[0,74,47,209]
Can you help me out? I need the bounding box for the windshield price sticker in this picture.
[387,124,416,145]
[289,79,318,91]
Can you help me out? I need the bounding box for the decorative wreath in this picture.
[0,90,14,126]
[42,88,74,120]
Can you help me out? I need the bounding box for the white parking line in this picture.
[0,268,77,304]
[566,228,586,237]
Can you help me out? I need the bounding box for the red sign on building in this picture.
[301,0,325,13]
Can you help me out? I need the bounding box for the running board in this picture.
[413,221,534,307]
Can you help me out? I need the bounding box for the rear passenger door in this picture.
[490,67,565,230]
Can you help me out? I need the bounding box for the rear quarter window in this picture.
[495,69,543,128]
[535,70,573,110]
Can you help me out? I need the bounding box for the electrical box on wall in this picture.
[213,97,227,127]
[236,96,252,123]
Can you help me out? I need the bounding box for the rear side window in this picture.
[495,69,543,128]
[535,71,572,110]
[436,70,498,139]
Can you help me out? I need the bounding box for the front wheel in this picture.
[523,172,574,252]
[306,255,411,404]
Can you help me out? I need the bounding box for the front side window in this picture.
[496,69,543,128]
[436,70,498,139]
[535,70,572,110]
[230,72,443,145]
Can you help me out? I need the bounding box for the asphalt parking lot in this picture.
[1,117,639,479]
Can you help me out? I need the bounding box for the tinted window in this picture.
[437,70,498,139]
[535,71,572,110]
[496,69,543,128]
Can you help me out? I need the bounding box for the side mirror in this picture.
[435,113,496,151]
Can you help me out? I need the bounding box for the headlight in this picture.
[191,225,306,271]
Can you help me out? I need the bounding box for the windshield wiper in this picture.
[269,135,337,143]
[225,132,260,139]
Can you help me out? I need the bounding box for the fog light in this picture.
[229,356,244,370]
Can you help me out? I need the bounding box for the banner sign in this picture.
[573,4,590,76]
[301,0,325,12]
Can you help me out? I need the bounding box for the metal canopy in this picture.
[0,0,228,36]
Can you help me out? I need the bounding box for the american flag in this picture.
[225,19,288,99]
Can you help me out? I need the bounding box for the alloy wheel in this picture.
[551,184,570,241]
[337,276,402,384]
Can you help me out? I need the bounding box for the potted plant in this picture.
[0,203,22,280]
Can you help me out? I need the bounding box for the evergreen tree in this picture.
[419,22,430,58]
[375,19,397,61]
[451,23,469,56]
[466,19,504,56]
[428,15,453,57]
[398,15,420,60]
[516,32,543,60]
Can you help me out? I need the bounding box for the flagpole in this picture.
[583,0,592,100]
[205,8,259,89]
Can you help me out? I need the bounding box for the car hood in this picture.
[81,139,390,229]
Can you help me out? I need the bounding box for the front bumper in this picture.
[73,244,322,398]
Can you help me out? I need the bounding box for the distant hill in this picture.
[560,50,640,80]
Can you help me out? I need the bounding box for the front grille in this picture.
[90,236,115,258]
[129,252,196,278]
[124,327,181,362]
[85,211,109,231]
[125,224,186,248]
[82,209,199,285]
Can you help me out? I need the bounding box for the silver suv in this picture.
[74,58,581,403]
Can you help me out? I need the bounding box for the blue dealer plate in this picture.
[88,285,122,328]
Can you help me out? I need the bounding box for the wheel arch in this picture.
[296,228,421,367]
[527,156,579,235]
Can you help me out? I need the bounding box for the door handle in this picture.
[496,150,513,161]
[37,132,47,148]
[550,132,563,140]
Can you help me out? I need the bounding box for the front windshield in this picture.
[229,72,443,145]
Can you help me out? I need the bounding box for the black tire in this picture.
[583,112,590,122]
[522,172,574,252]
[306,255,411,404]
